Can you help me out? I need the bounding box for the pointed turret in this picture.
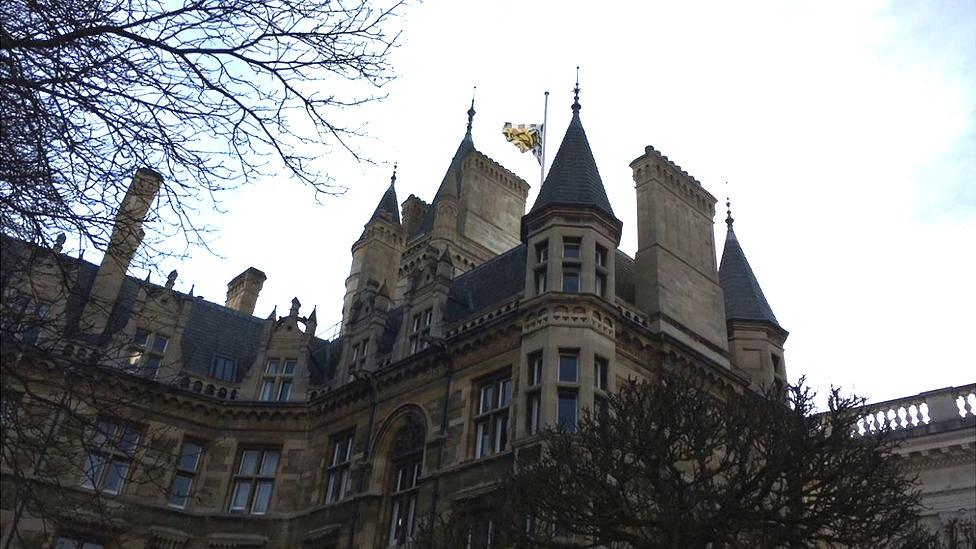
[341,166,406,334]
[719,207,783,331]
[521,79,621,304]
[529,84,616,223]
[719,200,788,389]
[368,165,401,225]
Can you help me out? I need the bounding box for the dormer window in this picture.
[408,308,432,354]
[259,358,296,402]
[211,355,236,382]
[131,329,169,379]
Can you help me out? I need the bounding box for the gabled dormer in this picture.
[242,298,317,402]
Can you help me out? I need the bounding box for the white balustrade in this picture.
[855,384,976,436]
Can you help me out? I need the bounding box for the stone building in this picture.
[1,90,973,548]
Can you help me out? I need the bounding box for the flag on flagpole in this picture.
[502,122,545,166]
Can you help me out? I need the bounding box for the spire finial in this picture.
[572,66,581,114]
[466,86,477,135]
[725,190,734,228]
[390,162,397,187]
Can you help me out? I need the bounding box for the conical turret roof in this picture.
[530,94,614,219]
[368,169,400,225]
[719,214,784,332]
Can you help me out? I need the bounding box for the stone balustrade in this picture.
[856,383,976,436]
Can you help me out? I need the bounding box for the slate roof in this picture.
[530,102,615,219]
[3,235,335,383]
[445,244,526,321]
[614,250,637,305]
[718,223,785,332]
[180,298,266,380]
[369,181,400,225]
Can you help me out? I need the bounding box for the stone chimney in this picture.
[630,146,729,366]
[81,168,162,334]
[400,195,428,237]
[225,267,266,316]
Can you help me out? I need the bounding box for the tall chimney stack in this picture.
[226,267,267,316]
[81,168,162,334]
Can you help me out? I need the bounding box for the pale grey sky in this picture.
[146,0,975,405]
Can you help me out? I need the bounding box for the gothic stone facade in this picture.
[1,98,972,548]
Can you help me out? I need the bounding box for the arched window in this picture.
[386,418,425,546]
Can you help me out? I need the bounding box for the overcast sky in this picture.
[146,0,975,406]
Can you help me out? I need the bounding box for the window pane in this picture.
[405,494,417,537]
[252,480,273,514]
[499,379,512,407]
[230,480,251,511]
[535,270,546,294]
[259,450,280,476]
[133,329,149,347]
[259,379,275,401]
[559,354,578,383]
[179,442,203,471]
[266,359,280,374]
[102,459,129,494]
[151,335,169,354]
[239,450,260,475]
[475,421,489,458]
[214,356,235,381]
[529,394,541,434]
[563,241,580,258]
[494,415,508,452]
[119,426,140,454]
[325,471,337,503]
[480,385,494,414]
[168,473,193,508]
[536,242,548,263]
[54,539,80,549]
[330,439,342,466]
[389,499,402,543]
[277,380,292,401]
[596,359,608,390]
[338,468,349,499]
[562,272,579,293]
[530,356,543,386]
[558,393,578,432]
[283,360,296,374]
[94,421,116,446]
[81,452,106,488]
[143,355,161,378]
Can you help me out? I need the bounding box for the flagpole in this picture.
[541,91,549,186]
